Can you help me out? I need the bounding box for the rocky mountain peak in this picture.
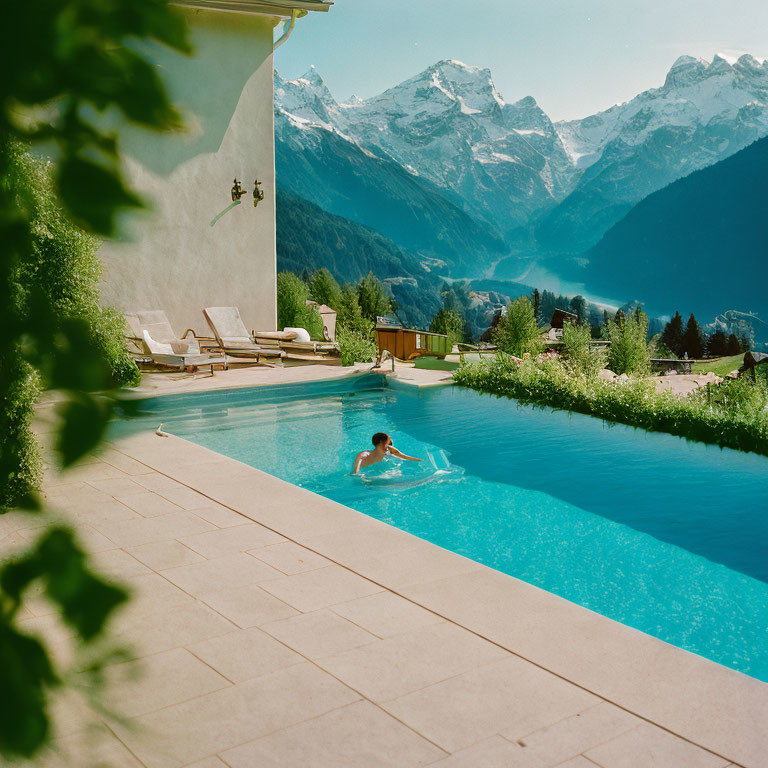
[503,95,554,133]
[300,65,325,87]
[663,55,709,88]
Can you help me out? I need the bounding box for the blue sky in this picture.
[276,0,768,121]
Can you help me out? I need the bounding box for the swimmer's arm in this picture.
[389,445,422,462]
[352,453,364,475]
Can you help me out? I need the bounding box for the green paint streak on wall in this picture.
[210,200,241,226]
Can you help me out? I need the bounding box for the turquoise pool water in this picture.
[123,376,768,680]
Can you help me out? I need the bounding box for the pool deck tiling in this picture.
[8,365,764,767]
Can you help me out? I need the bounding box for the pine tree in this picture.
[308,268,342,310]
[681,313,705,358]
[614,308,626,326]
[540,290,556,324]
[570,295,587,324]
[739,334,750,353]
[661,311,684,357]
[532,288,541,321]
[357,272,393,322]
[727,334,743,355]
[430,308,464,345]
[706,329,728,357]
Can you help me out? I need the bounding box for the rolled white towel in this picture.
[283,326,311,343]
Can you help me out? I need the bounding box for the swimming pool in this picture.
[124,375,768,681]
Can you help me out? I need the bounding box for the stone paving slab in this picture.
[12,371,765,767]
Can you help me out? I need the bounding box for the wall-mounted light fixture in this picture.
[231,178,247,202]
[253,179,265,207]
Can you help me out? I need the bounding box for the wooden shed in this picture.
[375,326,451,360]
[550,308,578,329]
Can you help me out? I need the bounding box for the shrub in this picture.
[561,322,604,379]
[337,325,378,366]
[606,313,650,375]
[0,360,41,509]
[12,147,139,388]
[276,271,323,339]
[493,297,543,357]
[336,283,378,364]
[453,355,768,457]
[277,271,308,329]
[2,145,143,507]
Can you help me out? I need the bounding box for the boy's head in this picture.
[372,432,391,448]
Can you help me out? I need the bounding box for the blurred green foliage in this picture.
[0,0,189,757]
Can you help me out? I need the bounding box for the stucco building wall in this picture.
[99,9,278,336]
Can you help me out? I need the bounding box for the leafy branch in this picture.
[0,0,190,758]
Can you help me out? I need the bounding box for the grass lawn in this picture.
[414,356,460,371]
[691,354,744,377]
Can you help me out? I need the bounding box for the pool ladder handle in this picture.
[372,349,396,372]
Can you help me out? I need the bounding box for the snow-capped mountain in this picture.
[275,60,577,232]
[534,53,768,255]
[276,53,768,275]
[557,54,768,169]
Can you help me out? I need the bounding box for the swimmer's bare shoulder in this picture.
[352,450,371,475]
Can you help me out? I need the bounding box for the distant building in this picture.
[546,308,578,340]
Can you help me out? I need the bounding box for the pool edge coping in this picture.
[109,427,766,768]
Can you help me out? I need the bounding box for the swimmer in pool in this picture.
[352,432,422,475]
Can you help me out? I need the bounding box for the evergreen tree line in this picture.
[281,265,752,363]
[277,268,394,365]
[659,311,746,359]
[532,287,750,360]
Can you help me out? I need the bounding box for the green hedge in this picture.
[12,145,140,388]
[453,356,768,456]
[1,144,139,508]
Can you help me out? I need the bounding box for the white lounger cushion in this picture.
[142,330,174,356]
[128,311,199,353]
[283,326,311,343]
[253,330,298,341]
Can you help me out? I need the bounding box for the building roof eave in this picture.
[172,0,332,17]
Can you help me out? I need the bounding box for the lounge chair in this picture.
[125,310,227,375]
[204,306,339,365]
[203,307,286,366]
